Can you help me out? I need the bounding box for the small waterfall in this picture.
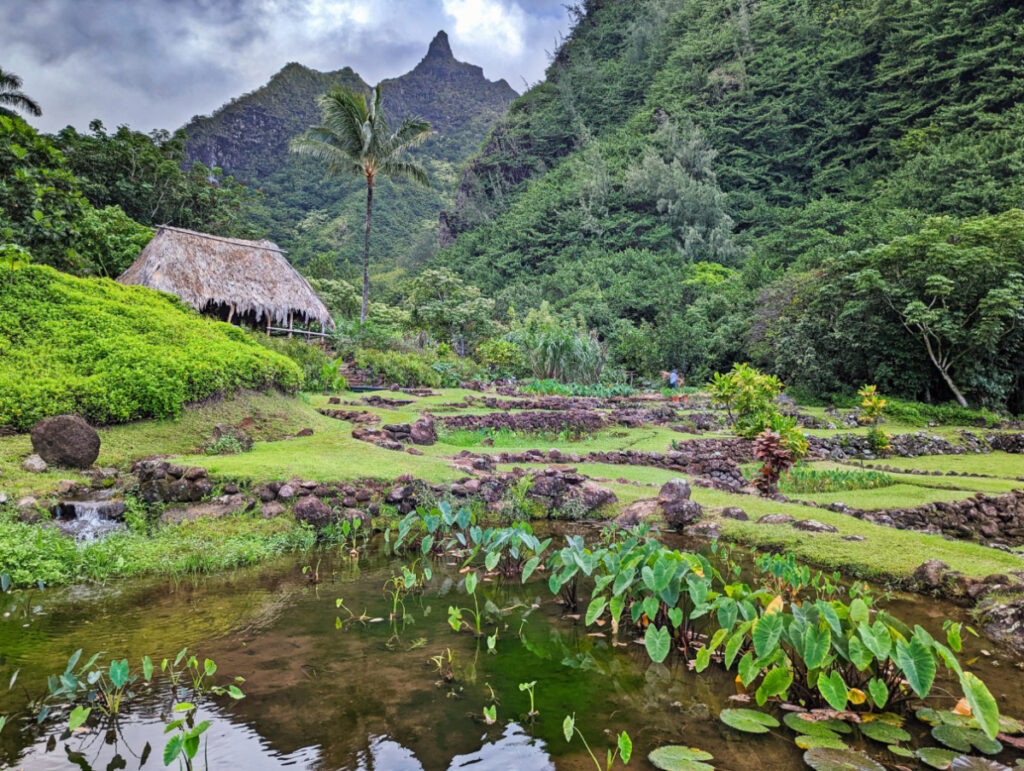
[52,491,128,541]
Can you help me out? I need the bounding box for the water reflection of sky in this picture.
[17,703,553,770]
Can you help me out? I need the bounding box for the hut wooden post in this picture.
[266,315,270,337]
[288,311,294,339]
[226,304,235,324]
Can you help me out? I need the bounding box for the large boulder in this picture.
[293,496,332,528]
[410,416,437,446]
[30,415,100,469]
[615,499,660,528]
[913,559,951,590]
[566,481,618,513]
[657,478,703,529]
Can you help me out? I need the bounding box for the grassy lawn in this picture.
[867,452,1024,479]
[180,429,460,483]
[691,488,1024,582]
[784,483,979,510]
[807,460,1023,495]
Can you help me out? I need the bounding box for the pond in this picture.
[2,528,1023,770]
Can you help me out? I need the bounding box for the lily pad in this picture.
[918,747,961,769]
[719,708,779,734]
[859,721,911,744]
[933,725,1002,755]
[795,735,849,750]
[888,745,915,758]
[949,757,1012,771]
[648,746,715,771]
[802,747,885,771]
[784,713,842,739]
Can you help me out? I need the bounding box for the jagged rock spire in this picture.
[426,30,454,61]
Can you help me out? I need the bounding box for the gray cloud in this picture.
[2,0,569,133]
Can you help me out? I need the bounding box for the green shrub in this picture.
[253,335,347,391]
[330,318,404,358]
[352,349,484,388]
[0,264,301,431]
[709,363,785,439]
[477,337,529,378]
[517,327,607,384]
[353,349,441,387]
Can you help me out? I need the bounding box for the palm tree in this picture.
[0,68,42,118]
[291,84,431,322]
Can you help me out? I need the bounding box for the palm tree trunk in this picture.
[361,178,374,323]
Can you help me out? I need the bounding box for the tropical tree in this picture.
[0,68,42,118]
[847,209,1024,407]
[291,84,431,322]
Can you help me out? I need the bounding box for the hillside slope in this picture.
[437,0,1024,406]
[182,32,516,276]
[0,265,301,432]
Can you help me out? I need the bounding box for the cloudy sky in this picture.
[3,0,570,134]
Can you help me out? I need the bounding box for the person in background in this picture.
[669,370,678,389]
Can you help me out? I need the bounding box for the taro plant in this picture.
[570,527,1005,742]
[162,702,211,770]
[47,651,135,720]
[519,680,539,719]
[383,559,432,620]
[562,713,632,770]
[392,502,474,556]
[447,570,484,636]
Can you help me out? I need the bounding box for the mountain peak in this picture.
[426,30,454,61]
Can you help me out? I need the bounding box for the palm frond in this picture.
[376,158,429,187]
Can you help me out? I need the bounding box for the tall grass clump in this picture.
[517,328,606,384]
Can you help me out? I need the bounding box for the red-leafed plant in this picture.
[753,420,807,496]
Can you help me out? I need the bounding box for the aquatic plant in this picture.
[447,570,484,635]
[562,713,632,770]
[519,680,539,718]
[162,702,211,769]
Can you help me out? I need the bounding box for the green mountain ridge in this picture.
[182,31,517,275]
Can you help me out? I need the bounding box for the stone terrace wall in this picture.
[855,490,1024,546]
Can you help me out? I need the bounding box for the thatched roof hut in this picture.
[118,226,334,330]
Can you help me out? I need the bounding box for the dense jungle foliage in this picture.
[437,0,1024,410]
[0,264,300,431]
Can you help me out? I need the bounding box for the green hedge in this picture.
[353,349,483,388]
[0,264,302,431]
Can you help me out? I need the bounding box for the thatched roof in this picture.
[118,226,334,329]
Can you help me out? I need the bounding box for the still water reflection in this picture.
[2,537,1022,770]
